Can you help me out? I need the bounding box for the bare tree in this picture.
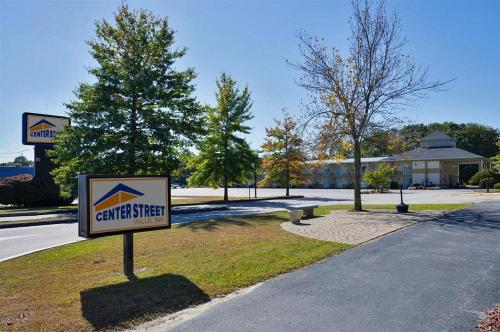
[292,0,449,211]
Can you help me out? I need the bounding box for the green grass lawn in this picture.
[0,211,351,331]
[315,203,471,213]
[0,204,77,216]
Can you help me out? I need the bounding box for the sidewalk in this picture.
[281,210,443,244]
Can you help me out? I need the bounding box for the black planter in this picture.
[396,203,409,213]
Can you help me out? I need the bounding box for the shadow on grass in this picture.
[80,273,210,330]
[176,214,288,232]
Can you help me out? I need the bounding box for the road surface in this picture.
[168,201,500,332]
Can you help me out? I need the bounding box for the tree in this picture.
[188,73,255,201]
[469,169,500,188]
[292,0,447,211]
[491,141,500,170]
[49,5,204,196]
[259,113,306,196]
[13,155,32,166]
[361,128,409,157]
[171,152,194,186]
[363,163,394,191]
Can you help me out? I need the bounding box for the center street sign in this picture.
[78,175,171,238]
[22,112,70,146]
[78,175,171,276]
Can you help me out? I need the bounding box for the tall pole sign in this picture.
[78,175,171,276]
[22,112,70,184]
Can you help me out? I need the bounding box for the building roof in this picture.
[419,131,456,148]
[385,147,487,162]
[306,157,387,165]
[421,131,453,142]
[305,130,487,165]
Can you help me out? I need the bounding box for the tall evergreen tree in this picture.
[50,5,204,195]
[188,73,254,201]
[259,113,305,196]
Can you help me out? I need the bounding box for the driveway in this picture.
[168,201,500,332]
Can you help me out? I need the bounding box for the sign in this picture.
[78,175,171,238]
[22,112,70,146]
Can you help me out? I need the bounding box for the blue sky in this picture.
[1,0,499,162]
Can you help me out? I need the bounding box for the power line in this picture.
[0,149,31,155]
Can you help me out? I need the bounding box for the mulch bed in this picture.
[479,304,500,332]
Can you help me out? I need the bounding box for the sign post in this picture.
[124,233,134,276]
[78,175,171,276]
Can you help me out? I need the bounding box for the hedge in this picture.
[0,174,74,207]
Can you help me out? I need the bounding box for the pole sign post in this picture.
[22,112,70,146]
[78,175,171,276]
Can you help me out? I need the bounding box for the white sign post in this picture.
[78,175,171,276]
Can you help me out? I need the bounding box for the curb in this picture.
[0,208,77,218]
[0,205,230,229]
[169,195,304,207]
[0,195,304,218]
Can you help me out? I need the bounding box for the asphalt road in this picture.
[169,201,500,332]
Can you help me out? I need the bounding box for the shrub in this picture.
[494,183,500,190]
[0,174,74,207]
[469,169,500,188]
[363,163,395,191]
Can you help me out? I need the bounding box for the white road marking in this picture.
[0,239,85,262]
[0,234,39,241]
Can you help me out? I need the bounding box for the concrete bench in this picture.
[287,205,318,224]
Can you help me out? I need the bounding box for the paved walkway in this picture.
[281,210,442,244]
[163,202,500,332]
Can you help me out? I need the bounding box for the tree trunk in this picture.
[286,164,290,197]
[353,140,363,211]
[223,177,228,202]
[254,163,257,198]
[128,94,138,174]
[285,123,290,197]
[223,128,229,202]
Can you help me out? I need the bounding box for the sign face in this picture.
[22,112,70,146]
[78,175,171,238]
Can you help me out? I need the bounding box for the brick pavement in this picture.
[281,210,443,244]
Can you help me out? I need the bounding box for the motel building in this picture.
[304,131,491,189]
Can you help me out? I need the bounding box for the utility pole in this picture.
[254,160,258,198]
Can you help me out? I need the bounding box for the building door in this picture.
[459,164,479,184]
